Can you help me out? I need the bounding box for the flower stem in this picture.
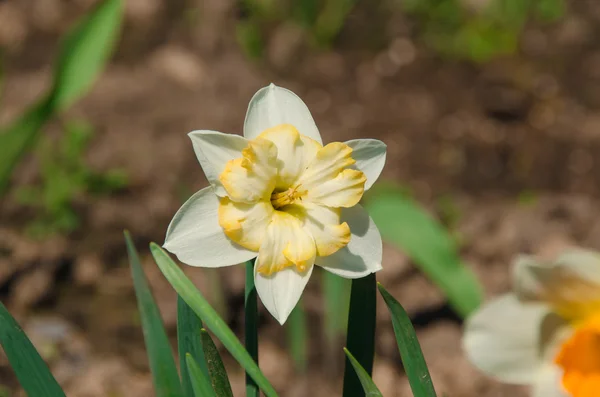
[245,260,259,397]
[342,273,376,397]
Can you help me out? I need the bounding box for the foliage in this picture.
[15,120,127,238]
[363,182,483,317]
[401,0,565,62]
[0,0,122,196]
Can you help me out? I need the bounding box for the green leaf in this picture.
[378,284,437,397]
[150,243,278,397]
[125,232,184,397]
[363,183,482,316]
[51,0,122,110]
[286,301,308,372]
[0,301,66,397]
[343,348,383,397]
[323,271,351,345]
[244,261,259,397]
[185,354,216,397]
[201,329,234,397]
[342,274,376,397]
[0,97,54,196]
[178,296,210,397]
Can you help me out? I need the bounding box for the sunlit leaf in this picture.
[185,354,216,397]
[201,329,233,397]
[125,232,184,397]
[363,183,482,316]
[378,283,437,397]
[178,296,209,397]
[150,243,278,397]
[343,348,383,397]
[0,302,66,397]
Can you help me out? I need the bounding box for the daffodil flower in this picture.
[463,249,600,397]
[163,84,386,324]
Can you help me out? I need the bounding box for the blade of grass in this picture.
[245,260,259,397]
[342,273,376,397]
[0,302,66,397]
[178,296,210,397]
[201,329,234,397]
[150,243,278,397]
[286,301,308,372]
[378,283,437,397]
[125,232,184,397]
[51,0,122,110]
[363,183,482,316]
[343,348,383,397]
[185,354,216,397]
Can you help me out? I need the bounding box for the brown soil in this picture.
[2,0,600,396]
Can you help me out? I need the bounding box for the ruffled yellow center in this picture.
[217,124,365,276]
[555,314,600,397]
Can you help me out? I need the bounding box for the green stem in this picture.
[245,260,259,397]
[342,273,376,397]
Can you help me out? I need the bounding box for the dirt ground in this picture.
[2,0,600,396]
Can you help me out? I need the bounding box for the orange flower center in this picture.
[555,315,600,397]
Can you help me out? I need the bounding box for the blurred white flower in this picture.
[163,83,387,324]
[463,249,600,397]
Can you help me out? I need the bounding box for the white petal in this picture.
[164,187,257,267]
[463,294,560,384]
[345,139,387,191]
[254,264,314,324]
[513,250,600,321]
[188,130,248,196]
[531,365,568,397]
[316,204,382,279]
[244,83,322,144]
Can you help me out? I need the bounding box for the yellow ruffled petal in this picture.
[219,138,278,203]
[286,203,351,257]
[256,211,316,275]
[304,169,366,208]
[258,124,321,189]
[298,142,356,187]
[218,198,274,251]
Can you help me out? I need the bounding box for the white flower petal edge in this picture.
[513,250,600,320]
[462,294,554,385]
[531,365,569,397]
[345,139,387,191]
[188,130,249,197]
[164,187,257,267]
[244,83,323,144]
[254,265,314,325]
[316,204,382,279]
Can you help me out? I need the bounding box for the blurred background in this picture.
[0,0,599,396]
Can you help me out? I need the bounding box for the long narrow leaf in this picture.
[342,274,376,397]
[323,271,351,345]
[0,302,66,397]
[125,232,184,397]
[150,243,278,397]
[363,184,482,316]
[51,0,122,110]
[343,348,383,397]
[178,296,209,397]
[185,354,216,397]
[245,261,259,397]
[201,329,234,397]
[378,283,437,397]
[286,302,308,372]
[0,97,54,196]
